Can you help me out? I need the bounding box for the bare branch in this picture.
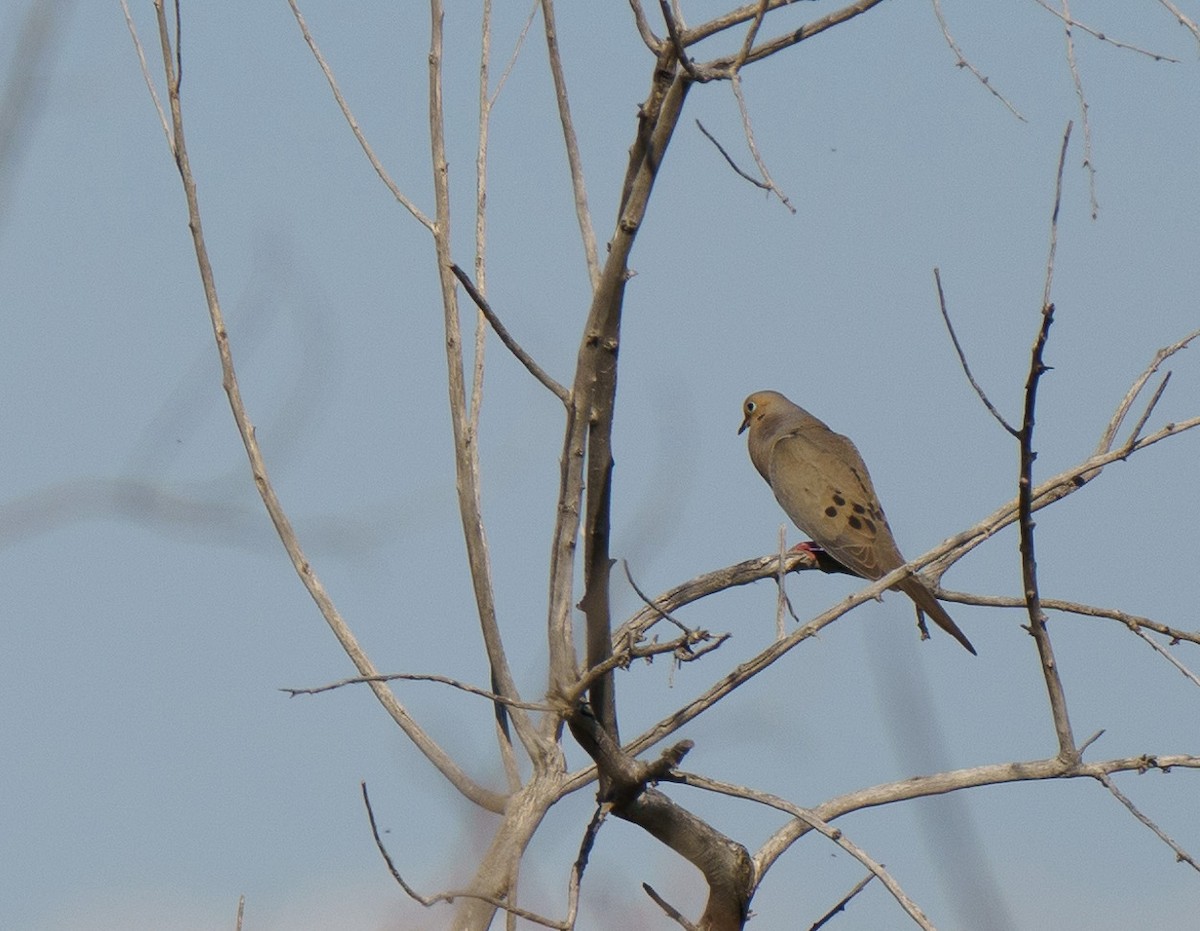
[490,1,539,108]
[643,883,698,930]
[733,0,771,69]
[568,704,753,930]
[809,873,876,931]
[931,0,1027,120]
[363,783,572,929]
[933,267,1019,436]
[564,806,607,928]
[629,0,665,52]
[1059,0,1099,218]
[286,0,434,231]
[1042,121,1071,309]
[1017,122,1076,759]
[934,590,1200,648]
[542,0,602,288]
[427,0,539,761]
[695,119,771,192]
[659,0,704,81]
[622,561,693,635]
[703,0,891,73]
[1130,627,1200,688]
[451,264,570,402]
[730,73,796,211]
[1094,773,1200,872]
[758,755,1200,878]
[774,526,788,639]
[678,773,933,929]
[1018,300,1075,756]
[684,0,824,47]
[146,0,505,814]
[282,671,559,710]
[1095,327,1199,455]
[1030,0,1180,61]
[1156,0,1200,48]
[119,1,171,149]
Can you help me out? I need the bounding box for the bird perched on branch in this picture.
[739,390,975,654]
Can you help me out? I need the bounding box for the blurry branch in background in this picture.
[0,0,72,241]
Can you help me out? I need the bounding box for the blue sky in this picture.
[2,3,1198,929]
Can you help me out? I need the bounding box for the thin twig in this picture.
[1060,0,1099,218]
[659,0,703,80]
[564,806,606,928]
[733,0,771,70]
[1094,328,1199,455]
[119,1,171,149]
[623,561,692,635]
[775,526,788,639]
[934,590,1200,648]
[542,0,602,288]
[1018,122,1075,759]
[643,883,698,930]
[703,0,892,73]
[450,263,569,402]
[931,0,1027,120]
[1030,0,1179,61]
[1131,627,1200,688]
[285,0,435,231]
[809,873,876,931]
[1095,773,1200,871]
[695,119,770,191]
[629,0,665,52]
[1123,371,1170,450]
[730,73,796,212]
[490,1,539,108]
[677,773,933,930]
[282,671,559,710]
[747,753,1200,882]
[1156,0,1200,48]
[933,266,1019,436]
[1043,121,1072,309]
[362,783,572,928]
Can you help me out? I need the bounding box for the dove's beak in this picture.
[738,414,750,435]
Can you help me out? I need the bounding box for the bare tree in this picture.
[122,2,1199,928]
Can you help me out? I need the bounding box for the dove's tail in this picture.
[897,577,977,655]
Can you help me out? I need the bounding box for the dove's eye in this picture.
[745,401,756,414]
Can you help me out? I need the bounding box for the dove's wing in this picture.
[766,426,906,581]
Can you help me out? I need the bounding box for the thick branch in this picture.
[569,706,752,930]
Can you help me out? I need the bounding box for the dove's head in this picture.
[738,390,795,436]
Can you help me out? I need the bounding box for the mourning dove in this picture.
[739,390,976,654]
